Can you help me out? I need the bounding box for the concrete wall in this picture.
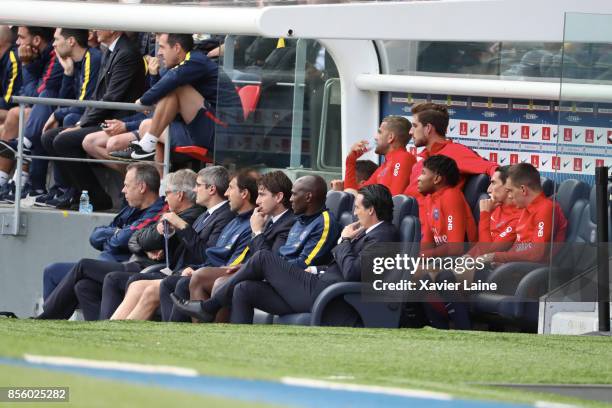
[0,207,115,317]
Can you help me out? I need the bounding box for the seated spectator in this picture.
[403,103,497,198]
[0,26,63,203]
[109,170,259,321]
[35,163,166,319]
[477,163,567,266]
[40,30,145,211]
[172,184,396,325]
[186,170,295,322]
[111,32,240,161]
[0,25,21,134]
[331,116,416,196]
[417,155,477,258]
[26,28,102,207]
[81,50,160,173]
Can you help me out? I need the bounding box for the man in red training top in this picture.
[332,115,416,196]
[479,163,567,265]
[418,155,478,258]
[403,103,497,198]
[468,165,522,257]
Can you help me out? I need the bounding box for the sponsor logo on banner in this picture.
[564,128,572,142]
[521,125,530,140]
[574,158,582,172]
[480,123,488,137]
[596,159,605,167]
[459,122,468,136]
[510,154,519,164]
[552,156,561,170]
[500,124,509,138]
[542,127,551,140]
[489,152,498,163]
[585,129,594,143]
[531,155,539,168]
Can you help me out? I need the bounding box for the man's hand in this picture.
[224,265,240,275]
[479,253,495,264]
[144,55,160,76]
[479,198,496,213]
[59,125,81,135]
[57,55,75,76]
[18,44,37,64]
[250,207,268,235]
[103,119,127,136]
[330,179,344,191]
[181,267,194,277]
[349,140,370,157]
[341,221,365,240]
[146,249,164,261]
[42,114,58,133]
[161,212,188,230]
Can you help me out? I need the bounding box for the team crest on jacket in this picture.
[433,208,440,221]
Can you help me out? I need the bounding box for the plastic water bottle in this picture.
[79,190,90,213]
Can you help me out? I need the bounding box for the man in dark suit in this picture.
[173,184,399,324]
[98,165,234,319]
[185,170,295,317]
[40,30,145,211]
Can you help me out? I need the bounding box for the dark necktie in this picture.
[263,219,274,234]
[193,211,210,233]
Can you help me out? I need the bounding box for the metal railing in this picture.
[3,96,162,236]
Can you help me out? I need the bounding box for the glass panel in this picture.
[543,12,612,313]
[215,36,341,173]
[379,40,600,81]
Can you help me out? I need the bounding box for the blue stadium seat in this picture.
[392,195,418,228]
[540,176,556,197]
[463,174,490,221]
[325,191,354,223]
[472,192,490,224]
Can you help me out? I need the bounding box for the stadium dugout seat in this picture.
[391,195,419,227]
[237,85,261,120]
[273,215,421,328]
[463,174,490,222]
[472,179,592,332]
[325,190,354,224]
[541,176,556,197]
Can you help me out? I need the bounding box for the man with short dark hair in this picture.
[417,155,477,257]
[332,116,416,196]
[0,26,63,202]
[403,103,497,197]
[112,33,241,160]
[171,183,391,325]
[36,162,165,319]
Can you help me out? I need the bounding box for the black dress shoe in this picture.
[170,293,215,323]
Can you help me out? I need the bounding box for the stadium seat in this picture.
[473,192,490,224]
[541,176,556,197]
[325,191,354,223]
[238,85,261,120]
[392,195,418,228]
[463,174,490,221]
[472,179,593,331]
[172,146,213,169]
